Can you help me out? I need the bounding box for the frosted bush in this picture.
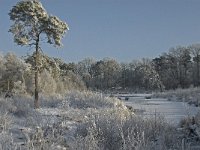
[0,112,12,133]
[0,96,34,118]
[0,97,16,113]
[153,87,200,104]
[12,96,33,117]
[0,132,17,150]
[62,91,125,110]
[71,112,182,150]
[39,69,57,95]
[40,95,65,108]
[13,80,26,95]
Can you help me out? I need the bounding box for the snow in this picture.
[1,91,200,149]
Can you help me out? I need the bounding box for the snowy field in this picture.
[0,92,200,149]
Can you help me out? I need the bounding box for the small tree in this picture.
[9,0,69,108]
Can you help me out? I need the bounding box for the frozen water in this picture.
[123,95,200,125]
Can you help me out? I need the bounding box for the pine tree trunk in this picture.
[7,80,10,91]
[197,58,200,86]
[197,55,200,86]
[34,38,39,109]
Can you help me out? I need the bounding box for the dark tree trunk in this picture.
[197,55,200,86]
[34,38,39,109]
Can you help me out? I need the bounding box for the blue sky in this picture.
[1,0,200,62]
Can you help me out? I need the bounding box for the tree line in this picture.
[0,52,85,96]
[75,44,200,92]
[1,44,200,95]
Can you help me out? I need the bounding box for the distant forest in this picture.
[1,44,200,95]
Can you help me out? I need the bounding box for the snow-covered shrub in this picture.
[0,52,31,94]
[62,91,125,110]
[0,110,16,149]
[18,126,67,150]
[0,97,16,113]
[0,112,12,133]
[153,87,200,104]
[179,114,200,131]
[71,113,181,150]
[39,69,57,95]
[70,127,100,150]
[40,95,65,108]
[178,114,200,148]
[0,132,17,150]
[13,80,27,95]
[12,96,33,117]
[62,71,86,91]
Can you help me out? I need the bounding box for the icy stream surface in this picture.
[118,94,200,125]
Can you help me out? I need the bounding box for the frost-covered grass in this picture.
[0,91,129,149]
[153,87,200,106]
[63,91,125,109]
[70,111,183,150]
[0,91,199,150]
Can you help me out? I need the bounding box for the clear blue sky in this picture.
[1,0,200,62]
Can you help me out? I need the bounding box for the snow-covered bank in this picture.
[0,91,128,149]
[0,91,200,149]
[153,87,200,106]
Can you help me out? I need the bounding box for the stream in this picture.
[117,94,200,125]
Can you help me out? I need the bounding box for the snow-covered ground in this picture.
[0,91,128,149]
[0,91,200,149]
